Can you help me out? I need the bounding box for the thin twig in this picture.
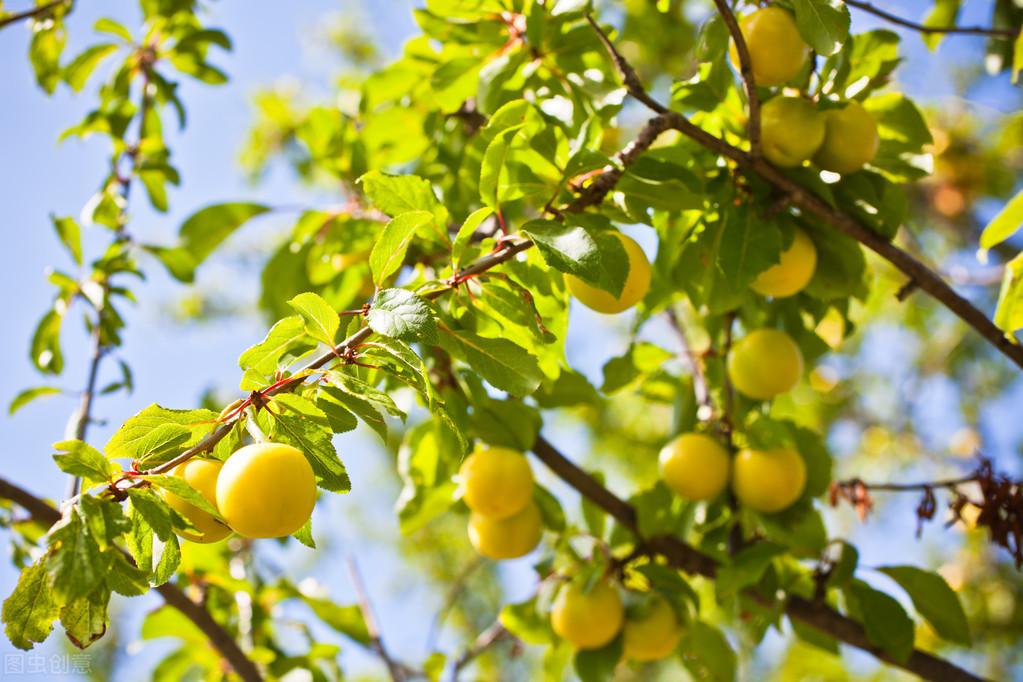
[711,0,761,159]
[0,0,70,30]
[64,316,106,499]
[583,14,668,115]
[450,621,510,681]
[0,477,263,682]
[844,0,1018,38]
[426,556,485,653]
[528,437,989,682]
[346,556,406,682]
[665,308,714,422]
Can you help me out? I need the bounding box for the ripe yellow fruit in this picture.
[566,232,651,314]
[163,459,231,544]
[459,446,534,519]
[732,447,807,513]
[551,581,624,650]
[659,433,730,501]
[751,229,818,298]
[215,442,317,539]
[759,97,825,168]
[468,501,542,560]
[729,8,809,87]
[727,329,803,400]
[813,100,880,174]
[622,596,683,662]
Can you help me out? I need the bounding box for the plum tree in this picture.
[727,329,804,399]
[215,443,317,539]
[162,459,231,544]
[729,7,810,86]
[458,445,534,519]
[659,432,730,501]
[565,232,651,314]
[550,581,624,650]
[751,228,818,298]
[732,447,807,513]
[813,100,881,174]
[759,96,825,168]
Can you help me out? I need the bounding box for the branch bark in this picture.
[0,476,263,682]
[844,0,1019,38]
[0,0,69,30]
[710,0,761,159]
[529,436,989,682]
[347,557,409,682]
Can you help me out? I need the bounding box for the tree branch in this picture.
[0,476,263,682]
[346,556,409,682]
[844,0,1019,38]
[450,621,510,681]
[585,20,1023,371]
[529,436,989,682]
[0,0,70,30]
[710,0,761,159]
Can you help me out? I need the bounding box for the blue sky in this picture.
[1,0,1021,679]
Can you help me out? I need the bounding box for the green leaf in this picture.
[46,505,108,602]
[879,565,971,645]
[106,551,149,597]
[238,315,314,376]
[293,519,316,548]
[60,586,109,649]
[51,215,82,265]
[438,328,542,397]
[52,440,116,485]
[452,207,493,269]
[288,292,340,346]
[790,0,850,56]
[358,171,444,221]
[369,210,434,287]
[105,405,218,462]
[145,474,223,520]
[31,308,64,375]
[472,398,541,451]
[366,288,438,344]
[142,245,197,283]
[2,559,60,650]
[63,43,118,91]
[301,596,371,645]
[93,18,133,42]
[717,205,783,288]
[844,580,915,663]
[1013,30,1023,84]
[574,636,622,682]
[500,597,553,645]
[268,393,351,492]
[520,219,628,297]
[679,622,736,682]
[178,202,270,268]
[715,543,785,598]
[9,386,62,415]
[395,420,461,534]
[978,189,1023,257]
[921,0,961,50]
[152,534,181,585]
[993,253,1023,336]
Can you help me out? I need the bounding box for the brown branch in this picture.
[65,317,106,499]
[583,14,667,115]
[346,557,409,682]
[450,621,510,680]
[529,436,989,682]
[711,0,761,159]
[582,17,1023,371]
[0,0,69,30]
[844,0,1019,38]
[0,476,263,682]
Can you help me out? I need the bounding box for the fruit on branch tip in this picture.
[729,7,809,87]
[751,228,818,298]
[459,445,534,519]
[813,100,880,174]
[565,232,651,314]
[659,433,730,502]
[622,595,683,662]
[732,447,806,513]
[759,96,825,168]
[215,442,317,539]
[468,500,542,560]
[727,328,804,400]
[163,459,231,544]
[550,580,624,650]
